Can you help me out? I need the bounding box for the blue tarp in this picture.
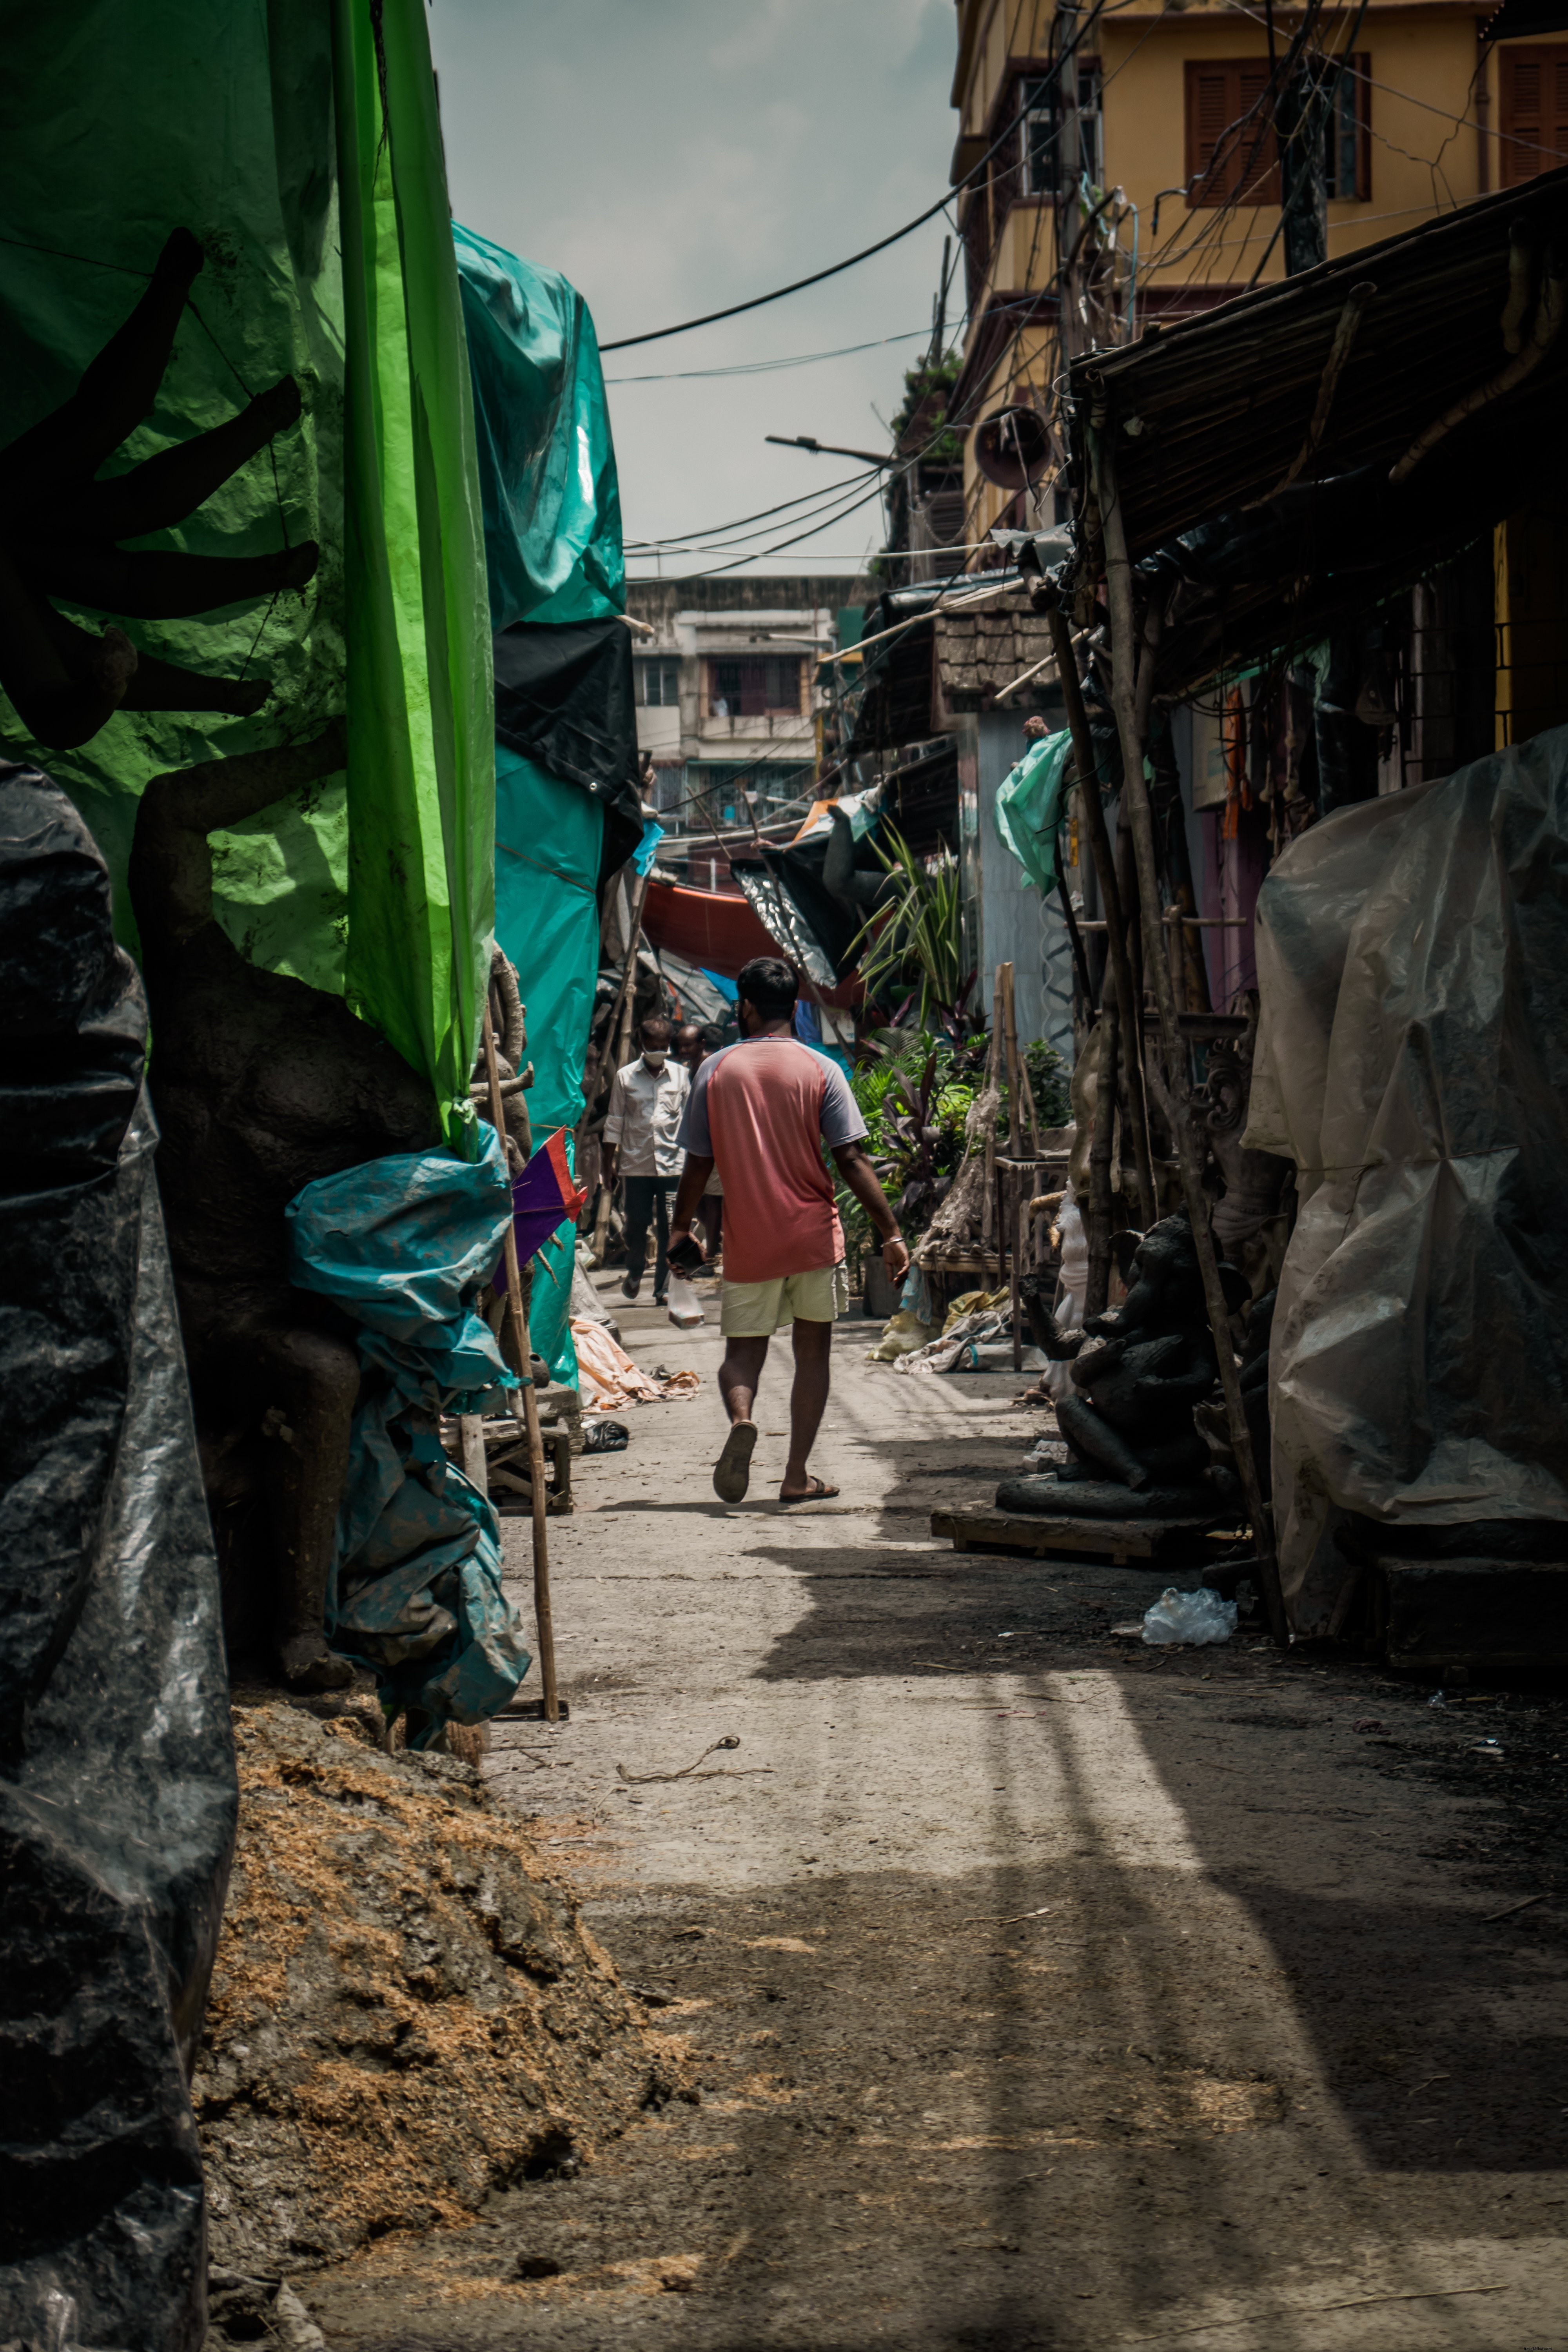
[494,744,603,1383]
[456,223,629,1389]
[285,1127,531,1731]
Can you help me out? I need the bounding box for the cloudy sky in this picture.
[429,0,959,583]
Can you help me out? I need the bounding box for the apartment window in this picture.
[707,656,802,717]
[1185,60,1281,206]
[1186,58,1370,207]
[1323,57,1370,200]
[1499,45,1568,186]
[1018,64,1102,198]
[635,655,681,707]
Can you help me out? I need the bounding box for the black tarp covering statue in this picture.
[0,762,236,2352]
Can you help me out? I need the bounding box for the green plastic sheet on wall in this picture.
[493,745,603,1383]
[0,1,494,1137]
[453,225,624,630]
[994,728,1074,897]
[0,0,348,989]
[334,0,494,1145]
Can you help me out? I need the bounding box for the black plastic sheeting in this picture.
[0,763,237,2352]
[492,616,643,884]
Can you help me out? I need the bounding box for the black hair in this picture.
[736,955,798,1020]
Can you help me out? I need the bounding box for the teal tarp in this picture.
[453,222,624,629]
[285,1124,530,1729]
[494,744,604,1383]
[994,730,1074,896]
[455,220,627,1388]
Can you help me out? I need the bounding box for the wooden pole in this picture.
[1084,986,1118,1319]
[591,866,652,1262]
[483,1002,561,1718]
[1000,961,1024,1157]
[1045,606,1157,1226]
[459,1415,488,1498]
[1093,425,1289,1649]
[1000,962,1028,1369]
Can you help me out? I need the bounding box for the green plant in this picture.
[849,827,968,1030]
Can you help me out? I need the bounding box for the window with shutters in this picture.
[1498,45,1568,186]
[1322,57,1371,200]
[1185,60,1281,206]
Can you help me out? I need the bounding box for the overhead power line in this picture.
[599,190,961,353]
[604,327,933,385]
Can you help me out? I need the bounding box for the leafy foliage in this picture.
[850,826,970,1031]
[834,1018,1071,1272]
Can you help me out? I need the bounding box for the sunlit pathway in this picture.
[308,1286,1568,2351]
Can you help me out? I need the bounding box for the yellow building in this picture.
[949,0,1567,550]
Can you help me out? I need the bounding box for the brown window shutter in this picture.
[1186,59,1280,206]
[1499,47,1568,184]
[1236,60,1281,202]
[1187,62,1237,205]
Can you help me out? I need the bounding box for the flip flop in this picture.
[778,1475,840,1505]
[713,1419,758,1503]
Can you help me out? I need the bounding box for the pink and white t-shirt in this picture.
[677,1037,866,1284]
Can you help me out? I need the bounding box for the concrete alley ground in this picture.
[309,1283,1568,2352]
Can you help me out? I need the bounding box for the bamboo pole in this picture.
[590,866,652,1262]
[483,1003,561,1718]
[1000,963,1025,1369]
[1092,426,1288,1649]
[1084,988,1118,1319]
[1045,606,1156,1226]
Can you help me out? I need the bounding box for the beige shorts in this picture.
[720,1262,849,1337]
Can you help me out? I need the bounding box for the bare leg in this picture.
[714,1334,768,1502]
[780,1318,836,1500]
[252,1322,361,1687]
[719,1336,768,1425]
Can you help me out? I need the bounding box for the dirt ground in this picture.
[300,1276,1568,2352]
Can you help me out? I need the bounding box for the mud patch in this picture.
[196,1704,695,2274]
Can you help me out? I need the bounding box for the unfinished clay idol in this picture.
[998,1207,1239,1522]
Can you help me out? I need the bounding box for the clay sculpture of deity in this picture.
[1000,1207,1247,1521]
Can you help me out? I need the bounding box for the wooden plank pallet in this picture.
[930,1504,1240,1569]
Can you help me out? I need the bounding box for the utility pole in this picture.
[1055,0,1083,365]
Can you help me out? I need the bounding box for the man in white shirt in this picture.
[602,1016,690,1304]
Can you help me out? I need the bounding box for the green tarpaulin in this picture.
[334,0,492,1144]
[994,728,1074,897]
[454,224,624,631]
[0,0,492,1141]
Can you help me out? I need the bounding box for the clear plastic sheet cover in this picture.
[1245,728,1568,1629]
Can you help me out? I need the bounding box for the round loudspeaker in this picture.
[973,405,1052,489]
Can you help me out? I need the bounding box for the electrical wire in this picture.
[598,89,1051,354]
[604,327,933,385]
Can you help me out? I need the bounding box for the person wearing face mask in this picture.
[602,1014,690,1305]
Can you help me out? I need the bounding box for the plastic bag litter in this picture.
[666,1273,704,1328]
[866,1306,941,1363]
[1141,1584,1239,1646]
[582,1417,630,1453]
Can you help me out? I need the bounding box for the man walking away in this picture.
[670,957,908,1504]
[603,1015,688,1305]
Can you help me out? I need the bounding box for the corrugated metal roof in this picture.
[1069,163,1568,566]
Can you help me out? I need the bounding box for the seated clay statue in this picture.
[129,726,443,1690]
[1001,1207,1245,1521]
